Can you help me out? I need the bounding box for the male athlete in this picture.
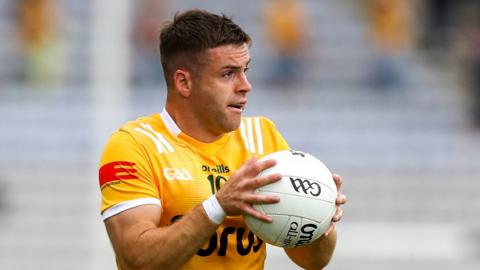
[99,9,346,270]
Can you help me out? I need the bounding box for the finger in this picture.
[324,222,335,236]
[245,158,277,176]
[332,207,343,222]
[332,174,343,191]
[242,205,273,223]
[237,157,258,175]
[336,194,347,205]
[243,193,280,205]
[245,173,282,189]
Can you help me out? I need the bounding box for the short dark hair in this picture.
[159,9,251,87]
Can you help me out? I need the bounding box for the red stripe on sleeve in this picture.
[99,161,138,187]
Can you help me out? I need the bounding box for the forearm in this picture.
[115,204,217,270]
[284,229,337,270]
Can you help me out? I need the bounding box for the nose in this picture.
[237,72,252,93]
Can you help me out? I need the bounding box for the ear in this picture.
[173,69,192,97]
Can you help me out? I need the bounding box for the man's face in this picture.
[190,43,252,136]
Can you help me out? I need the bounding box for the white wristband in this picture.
[202,195,226,225]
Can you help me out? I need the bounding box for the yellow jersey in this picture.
[99,109,290,270]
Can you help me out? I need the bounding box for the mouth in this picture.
[227,102,247,112]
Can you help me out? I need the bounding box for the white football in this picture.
[244,150,337,248]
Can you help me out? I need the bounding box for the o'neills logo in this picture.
[282,221,319,247]
[295,224,318,247]
[202,164,230,174]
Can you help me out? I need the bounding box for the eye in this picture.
[222,71,234,78]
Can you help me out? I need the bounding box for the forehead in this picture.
[204,43,250,67]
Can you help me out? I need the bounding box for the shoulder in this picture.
[103,113,173,155]
[237,116,289,155]
[119,114,164,135]
[239,116,279,132]
[117,113,172,145]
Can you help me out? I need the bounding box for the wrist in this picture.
[202,194,226,225]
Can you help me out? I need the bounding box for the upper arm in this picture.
[104,204,162,267]
[99,130,161,219]
[99,130,164,264]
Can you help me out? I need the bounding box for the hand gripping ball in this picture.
[244,150,337,248]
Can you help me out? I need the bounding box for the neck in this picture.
[165,102,222,143]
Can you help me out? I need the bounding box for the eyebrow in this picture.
[221,59,251,70]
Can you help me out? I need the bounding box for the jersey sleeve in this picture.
[99,130,160,220]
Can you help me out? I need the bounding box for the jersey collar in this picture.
[159,107,232,155]
[160,108,181,137]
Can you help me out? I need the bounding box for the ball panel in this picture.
[244,204,268,233]
[244,214,290,245]
[256,192,336,225]
[274,216,303,247]
[306,155,337,193]
[257,214,291,245]
[257,175,337,203]
[259,151,314,179]
[243,211,262,233]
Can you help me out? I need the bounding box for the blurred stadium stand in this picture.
[0,0,479,270]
